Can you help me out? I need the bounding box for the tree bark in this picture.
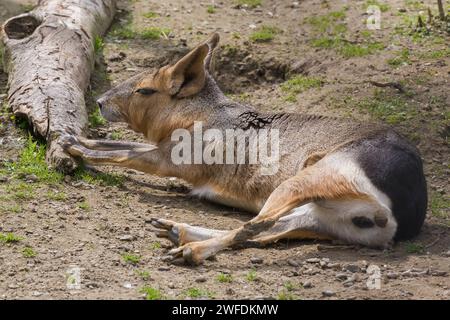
[1,0,116,172]
[437,0,446,20]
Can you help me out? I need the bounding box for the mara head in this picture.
[96,33,221,141]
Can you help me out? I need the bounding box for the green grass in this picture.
[430,193,450,219]
[150,242,162,250]
[250,26,281,43]
[140,27,171,40]
[2,135,63,183]
[110,130,124,140]
[419,48,450,59]
[312,37,384,58]
[0,203,22,214]
[283,281,296,291]
[20,4,35,12]
[88,106,106,127]
[143,11,159,19]
[74,165,124,187]
[207,5,216,14]
[136,270,151,281]
[47,191,67,201]
[281,75,323,102]
[246,269,257,282]
[216,273,233,283]
[306,10,347,33]
[277,290,297,300]
[387,48,411,67]
[94,36,104,55]
[353,90,415,124]
[22,247,37,258]
[184,287,214,299]
[78,201,90,211]
[364,0,390,12]
[4,182,34,200]
[405,242,424,254]
[122,253,141,264]
[0,233,23,244]
[140,286,163,300]
[235,0,262,8]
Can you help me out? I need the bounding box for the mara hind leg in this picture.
[156,152,396,264]
[151,205,332,247]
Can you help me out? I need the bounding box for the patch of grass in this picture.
[47,191,67,201]
[88,106,106,127]
[216,273,233,283]
[136,270,151,281]
[405,242,424,254]
[94,36,104,55]
[143,11,159,19]
[140,286,163,300]
[6,182,35,200]
[22,247,37,258]
[150,242,161,250]
[353,90,415,124]
[430,193,450,219]
[78,201,90,211]
[0,204,22,214]
[110,130,124,140]
[283,281,296,291]
[122,253,141,264]
[364,0,390,12]
[387,48,411,67]
[184,287,214,299]
[3,136,63,183]
[312,37,384,58]
[419,48,450,59]
[404,0,425,10]
[306,10,347,33]
[250,25,281,43]
[235,0,262,9]
[140,27,170,40]
[74,165,124,187]
[246,269,257,282]
[207,5,216,14]
[277,290,297,300]
[0,232,23,244]
[281,75,323,102]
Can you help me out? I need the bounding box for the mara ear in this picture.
[204,33,220,72]
[165,42,209,98]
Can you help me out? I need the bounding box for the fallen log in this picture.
[1,0,116,172]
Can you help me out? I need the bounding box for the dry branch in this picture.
[1,0,116,172]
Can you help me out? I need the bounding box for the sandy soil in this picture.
[0,0,449,300]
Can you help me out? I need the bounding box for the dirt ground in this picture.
[0,0,449,300]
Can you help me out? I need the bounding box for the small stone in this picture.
[250,257,263,264]
[336,273,349,281]
[344,264,360,273]
[302,280,313,289]
[32,291,43,297]
[322,290,336,297]
[306,258,320,264]
[287,259,299,267]
[168,282,176,289]
[158,266,170,271]
[443,250,450,257]
[118,235,135,241]
[123,282,133,289]
[386,272,399,279]
[25,174,38,182]
[195,276,207,283]
[64,175,72,183]
[431,270,447,277]
[0,176,8,183]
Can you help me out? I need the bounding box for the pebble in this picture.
[336,273,349,281]
[386,272,399,279]
[302,280,313,289]
[306,258,320,263]
[168,282,176,289]
[322,290,336,297]
[123,282,133,289]
[0,176,8,183]
[250,257,263,264]
[344,264,360,273]
[195,276,207,283]
[25,174,38,182]
[287,259,299,267]
[444,250,450,257]
[158,266,170,271]
[118,235,135,241]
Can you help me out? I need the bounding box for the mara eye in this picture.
[136,88,156,95]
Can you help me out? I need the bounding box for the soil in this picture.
[0,0,449,300]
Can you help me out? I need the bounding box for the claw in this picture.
[150,218,182,246]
